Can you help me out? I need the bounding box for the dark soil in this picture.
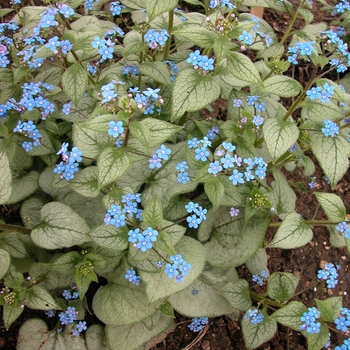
[1,0,349,350]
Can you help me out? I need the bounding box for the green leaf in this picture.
[89,224,128,251]
[267,213,313,249]
[140,236,206,304]
[263,76,302,97]
[129,120,151,148]
[271,301,307,331]
[0,249,11,279]
[245,248,268,275]
[314,193,346,222]
[31,202,90,249]
[226,51,262,84]
[4,304,24,330]
[268,169,296,220]
[315,297,342,323]
[221,280,252,312]
[213,35,231,64]
[0,151,12,204]
[242,313,277,349]
[302,101,343,122]
[50,252,81,275]
[69,166,100,198]
[140,118,182,148]
[26,285,60,310]
[139,62,171,86]
[6,171,39,205]
[75,268,95,299]
[154,231,175,255]
[204,177,225,211]
[310,133,350,189]
[305,322,329,350]
[205,215,270,267]
[97,147,131,189]
[142,196,163,227]
[171,69,221,121]
[0,9,14,17]
[93,283,159,326]
[159,301,174,318]
[17,319,88,350]
[61,63,88,105]
[145,0,178,22]
[297,7,314,24]
[170,278,235,317]
[263,118,299,161]
[73,123,113,159]
[172,27,219,48]
[106,311,174,350]
[267,272,300,304]
[86,324,108,350]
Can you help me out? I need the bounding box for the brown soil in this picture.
[1,1,349,350]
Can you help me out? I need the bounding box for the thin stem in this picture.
[163,10,173,61]
[0,223,31,235]
[280,0,306,45]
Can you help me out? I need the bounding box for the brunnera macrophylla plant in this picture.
[1,0,350,348]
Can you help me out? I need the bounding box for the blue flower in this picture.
[185,202,199,213]
[239,30,253,45]
[321,120,339,137]
[149,155,162,169]
[136,235,152,252]
[143,227,158,242]
[198,55,214,71]
[176,161,188,172]
[45,36,60,52]
[195,147,209,161]
[253,115,264,126]
[222,142,236,152]
[178,172,190,184]
[187,50,201,65]
[156,144,171,160]
[108,121,124,138]
[188,138,200,149]
[165,263,179,278]
[229,169,244,185]
[60,40,72,54]
[306,86,322,101]
[187,214,201,228]
[208,161,222,175]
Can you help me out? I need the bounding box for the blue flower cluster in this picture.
[336,221,350,239]
[187,50,214,71]
[333,0,350,14]
[128,87,163,116]
[322,120,339,137]
[54,143,83,181]
[91,36,115,62]
[100,82,118,105]
[176,161,190,184]
[13,121,42,152]
[288,41,315,65]
[233,95,266,127]
[299,307,321,334]
[122,64,139,75]
[185,202,207,229]
[144,29,169,49]
[59,306,78,325]
[252,270,268,286]
[321,29,350,73]
[335,338,350,350]
[306,83,335,103]
[0,21,18,68]
[62,289,80,300]
[164,254,192,282]
[124,268,141,285]
[0,82,55,120]
[45,36,72,54]
[317,263,340,289]
[230,207,240,217]
[105,193,142,228]
[245,309,264,325]
[188,317,209,332]
[110,1,125,16]
[164,60,178,81]
[334,307,350,333]
[72,321,87,336]
[128,227,159,252]
[149,144,172,169]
